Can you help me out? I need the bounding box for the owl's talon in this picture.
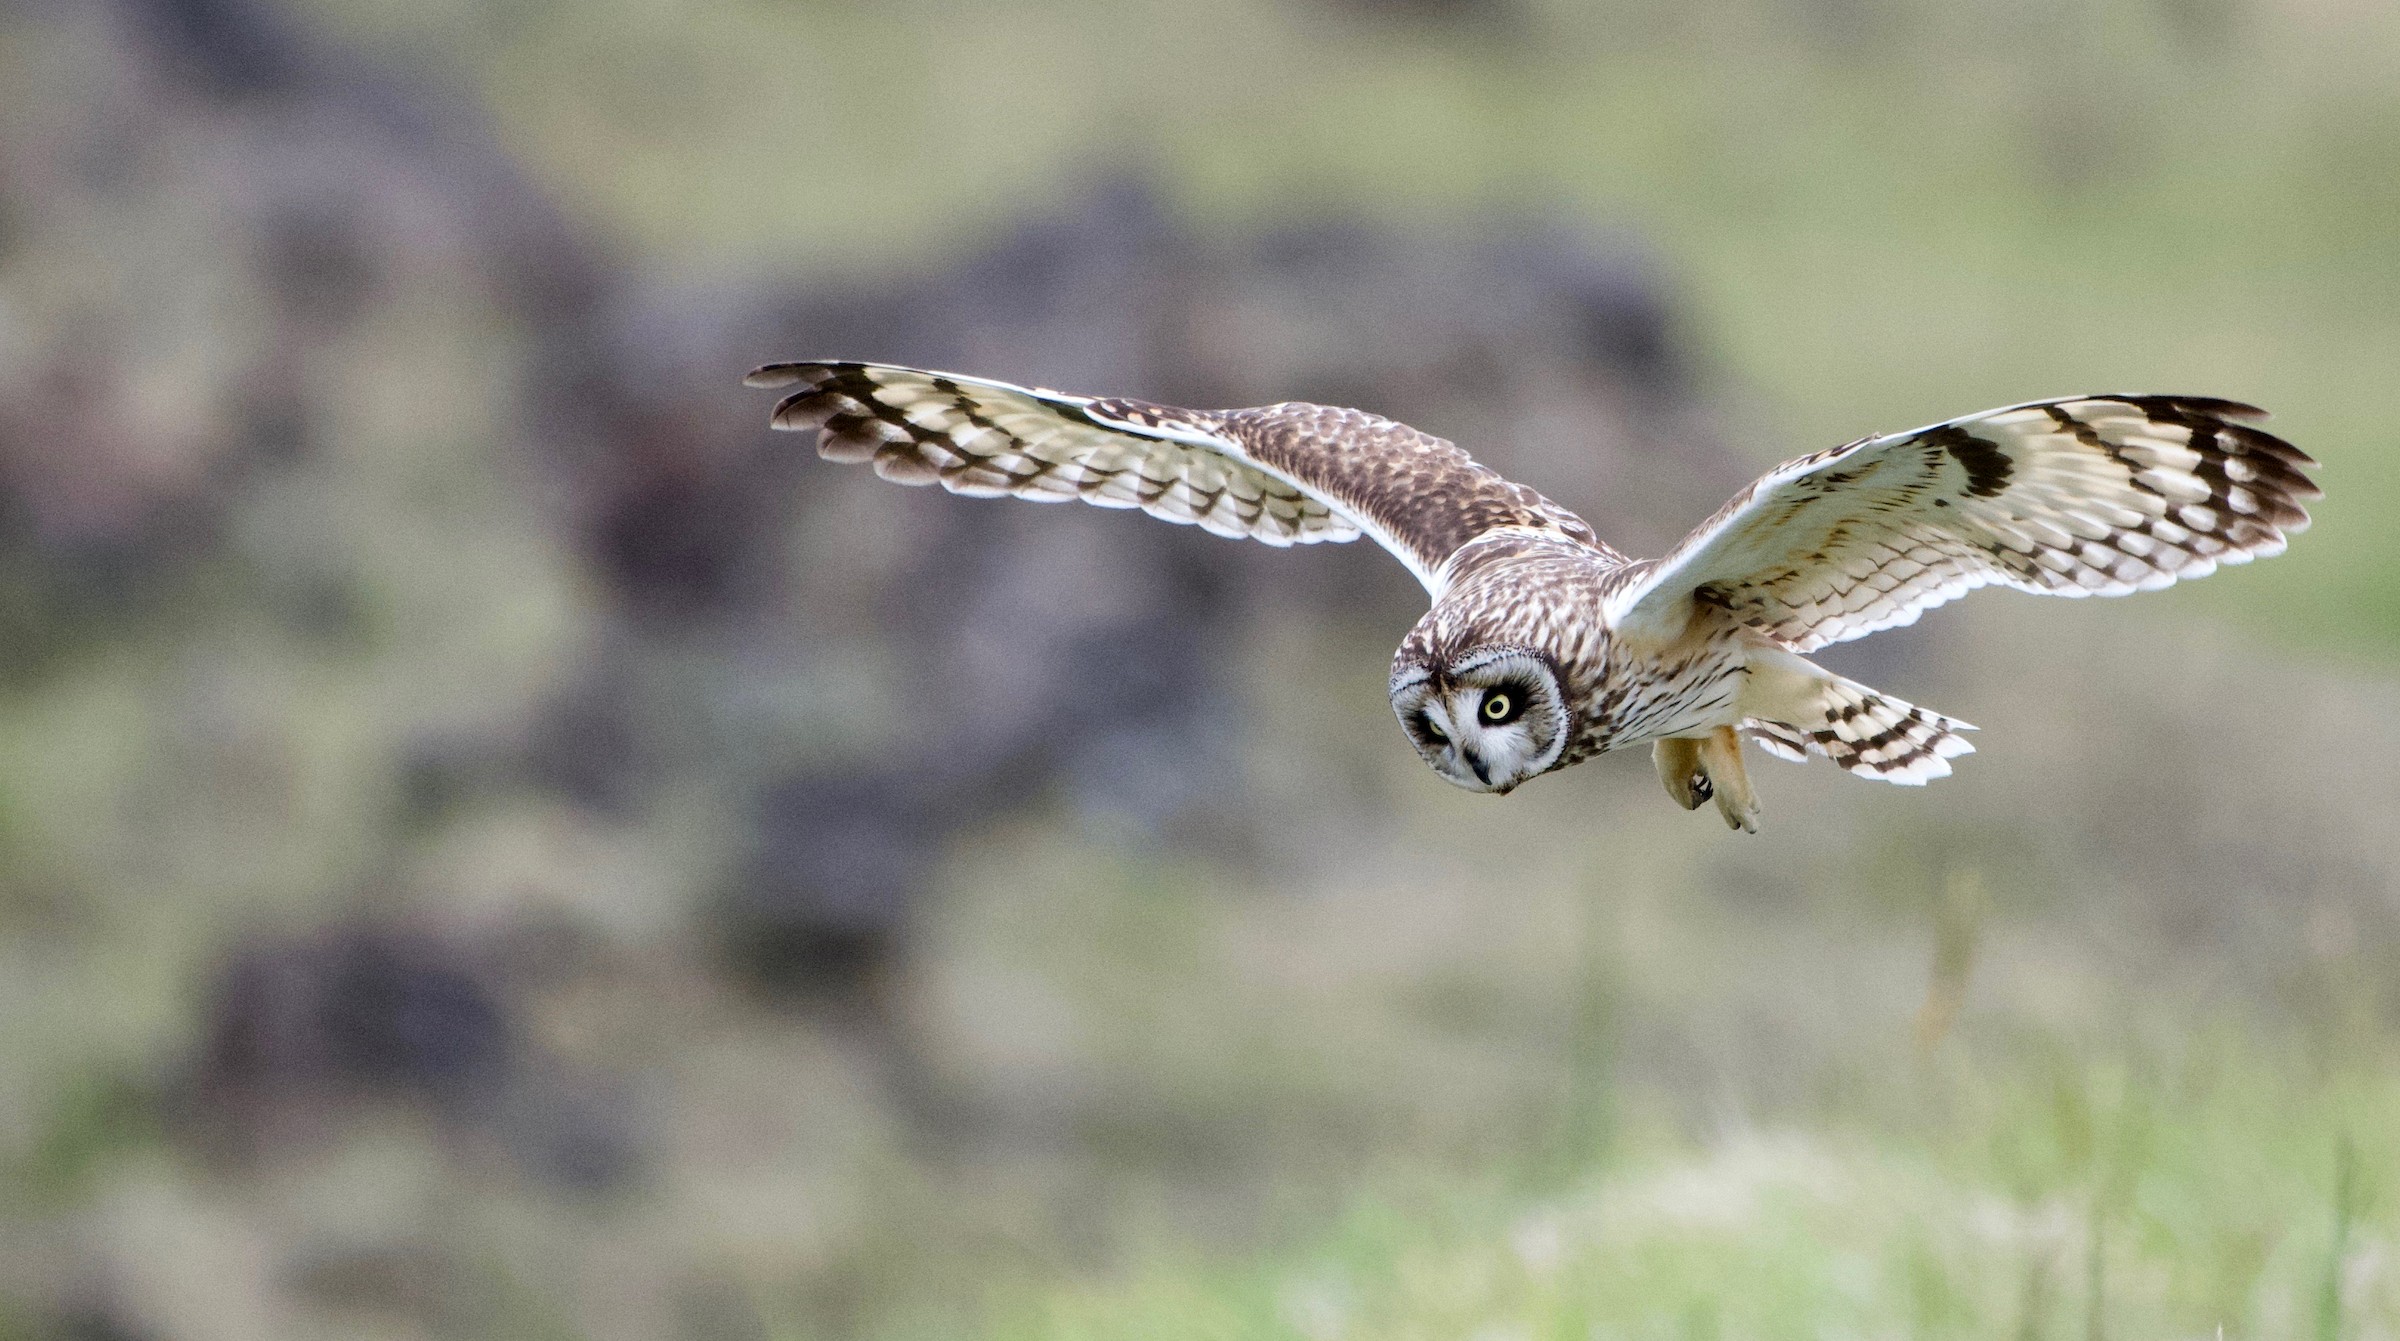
[1653,738,1709,810]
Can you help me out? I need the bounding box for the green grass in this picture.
[982,1032,2396,1338]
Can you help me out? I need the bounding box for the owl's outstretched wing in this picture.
[746,361,1604,597]
[1607,395,2319,650]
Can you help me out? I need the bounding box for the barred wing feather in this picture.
[1609,395,2320,651]
[746,362,1360,548]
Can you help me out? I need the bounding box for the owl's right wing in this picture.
[746,361,1606,598]
[1604,395,2318,651]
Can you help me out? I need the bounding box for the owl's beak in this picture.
[1461,747,1493,788]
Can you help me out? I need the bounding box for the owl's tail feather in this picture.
[1740,651,1975,786]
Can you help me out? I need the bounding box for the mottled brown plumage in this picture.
[747,362,2320,831]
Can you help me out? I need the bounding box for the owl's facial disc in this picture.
[1390,649,1569,794]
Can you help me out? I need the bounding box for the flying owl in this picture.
[745,362,2317,832]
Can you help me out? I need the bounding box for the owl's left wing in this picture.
[748,361,1604,597]
[1608,395,2319,650]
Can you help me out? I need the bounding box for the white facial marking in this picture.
[1390,650,1569,794]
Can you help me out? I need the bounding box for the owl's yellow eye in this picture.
[1482,691,1515,723]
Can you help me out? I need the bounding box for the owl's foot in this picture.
[1699,726,1761,833]
[1653,730,1760,833]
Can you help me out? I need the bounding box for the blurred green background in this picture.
[1,0,2396,1337]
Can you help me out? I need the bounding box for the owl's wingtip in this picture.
[744,363,809,389]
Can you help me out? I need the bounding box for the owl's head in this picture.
[1389,647,1570,794]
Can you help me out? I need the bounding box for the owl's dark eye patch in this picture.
[1416,711,1448,745]
[1481,687,1527,725]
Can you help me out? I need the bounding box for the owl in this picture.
[745,362,2318,832]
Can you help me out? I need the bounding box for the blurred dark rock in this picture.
[180,926,643,1191]
[126,0,313,98]
[190,929,512,1118]
[48,1304,157,1341]
[0,0,614,685]
[725,772,942,1000]
[1496,223,1686,393]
